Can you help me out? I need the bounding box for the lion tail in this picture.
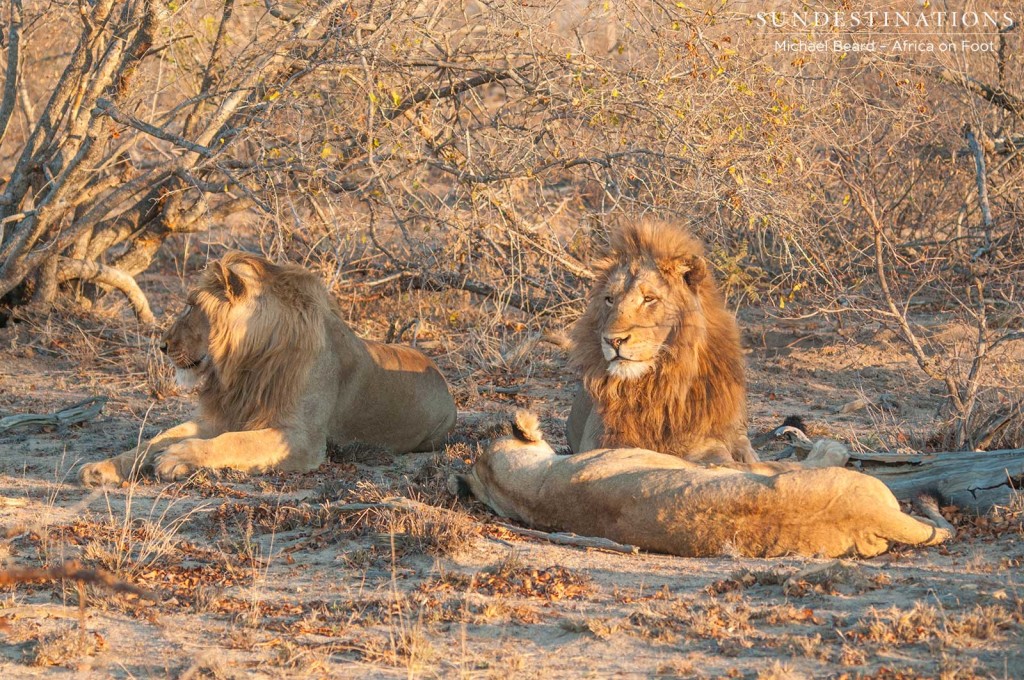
[511,411,545,444]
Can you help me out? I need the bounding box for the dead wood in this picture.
[0,397,106,434]
[851,448,1024,514]
[56,258,155,324]
[494,522,640,555]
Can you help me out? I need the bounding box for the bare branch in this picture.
[0,396,106,434]
[494,522,640,554]
[919,63,1024,120]
[0,0,24,149]
[56,257,155,323]
[964,125,994,256]
[94,98,216,157]
[845,178,963,411]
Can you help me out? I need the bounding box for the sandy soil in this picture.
[0,286,1021,678]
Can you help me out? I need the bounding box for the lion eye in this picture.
[604,295,614,306]
[642,295,658,304]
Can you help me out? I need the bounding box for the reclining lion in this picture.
[454,413,952,558]
[567,218,756,464]
[79,252,457,485]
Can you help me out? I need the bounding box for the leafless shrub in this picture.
[0,1,1019,448]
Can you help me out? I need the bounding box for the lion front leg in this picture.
[153,428,327,481]
[79,420,214,487]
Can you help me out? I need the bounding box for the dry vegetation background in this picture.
[0,0,1022,676]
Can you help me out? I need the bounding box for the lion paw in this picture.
[154,441,205,481]
[79,460,125,487]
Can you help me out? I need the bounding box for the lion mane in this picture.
[194,253,329,432]
[567,219,753,463]
[79,251,457,485]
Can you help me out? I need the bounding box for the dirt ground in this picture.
[0,273,1022,679]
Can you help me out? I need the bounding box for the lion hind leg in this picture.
[869,505,954,552]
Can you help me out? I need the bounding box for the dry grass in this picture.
[81,485,204,581]
[30,624,106,668]
[326,482,480,558]
[860,603,1018,648]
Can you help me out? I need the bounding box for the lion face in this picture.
[160,298,211,389]
[589,261,705,380]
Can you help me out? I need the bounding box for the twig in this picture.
[0,560,157,600]
[494,522,639,554]
[93,98,215,158]
[381,69,525,122]
[0,396,106,434]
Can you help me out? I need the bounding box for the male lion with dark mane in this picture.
[79,252,457,486]
[567,218,756,464]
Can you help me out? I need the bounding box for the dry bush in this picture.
[30,624,106,668]
[0,2,1020,449]
[861,602,939,645]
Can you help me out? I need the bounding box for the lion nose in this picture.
[604,335,630,351]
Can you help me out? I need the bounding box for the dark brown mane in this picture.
[570,219,748,457]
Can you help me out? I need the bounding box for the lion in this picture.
[566,218,756,464]
[79,252,457,485]
[453,413,953,558]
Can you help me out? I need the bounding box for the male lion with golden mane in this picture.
[454,413,953,558]
[567,218,756,464]
[79,252,457,486]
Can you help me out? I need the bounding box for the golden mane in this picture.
[193,251,331,431]
[570,219,748,458]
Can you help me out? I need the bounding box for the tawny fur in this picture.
[458,415,952,559]
[79,252,457,485]
[567,219,753,463]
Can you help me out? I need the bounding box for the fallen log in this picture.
[0,397,107,434]
[849,448,1024,514]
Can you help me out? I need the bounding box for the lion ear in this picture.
[682,255,707,290]
[218,260,249,303]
